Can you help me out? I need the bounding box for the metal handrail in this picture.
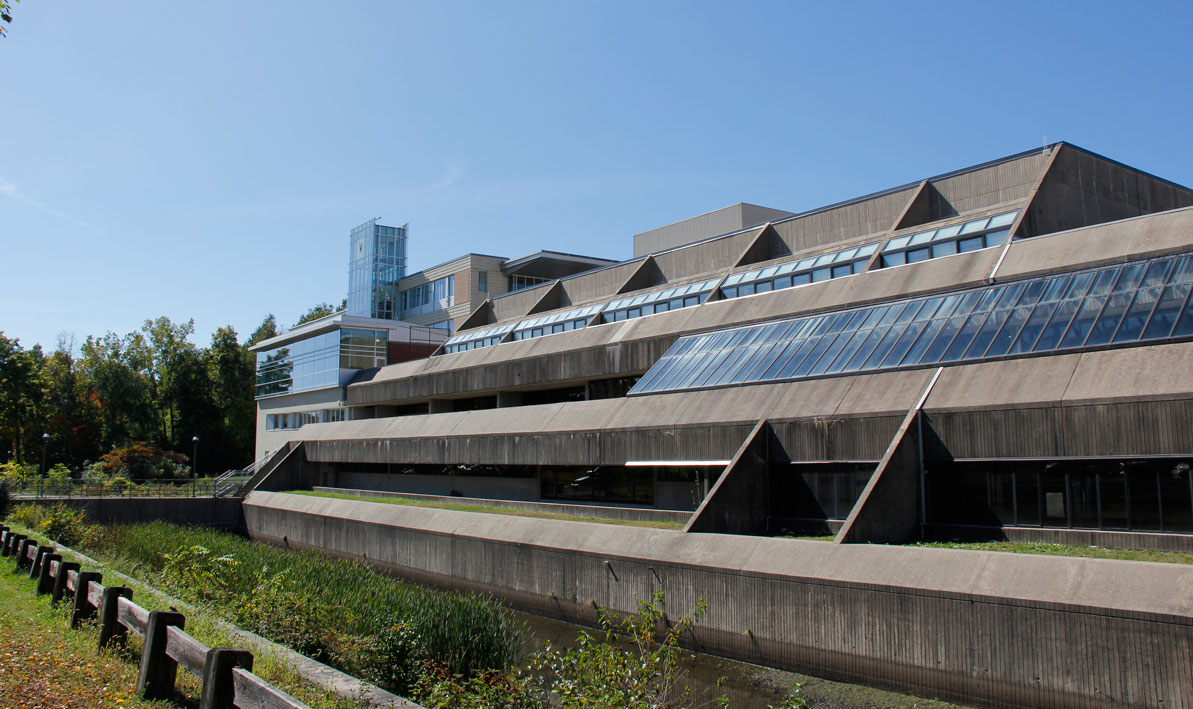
[7,478,237,499]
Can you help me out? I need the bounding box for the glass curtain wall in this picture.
[255,328,388,398]
[348,220,408,319]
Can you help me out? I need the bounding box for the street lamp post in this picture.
[40,433,49,498]
[192,436,200,490]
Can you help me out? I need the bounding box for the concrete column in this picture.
[684,419,772,535]
[835,408,922,544]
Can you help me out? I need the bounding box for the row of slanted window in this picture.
[632,250,1193,395]
[443,210,1018,355]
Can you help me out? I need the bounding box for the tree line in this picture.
[0,314,282,478]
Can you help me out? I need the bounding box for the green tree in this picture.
[247,314,278,347]
[141,316,199,447]
[207,326,255,469]
[0,332,45,464]
[0,0,19,38]
[294,302,340,327]
[78,331,157,451]
[41,337,103,469]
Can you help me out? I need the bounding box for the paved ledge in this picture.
[249,491,1193,619]
[309,486,692,524]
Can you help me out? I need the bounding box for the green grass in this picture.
[287,489,687,530]
[4,520,369,708]
[909,539,1193,565]
[0,566,167,708]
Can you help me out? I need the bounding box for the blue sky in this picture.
[3,1,1192,351]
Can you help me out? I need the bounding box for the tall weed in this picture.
[82,523,523,682]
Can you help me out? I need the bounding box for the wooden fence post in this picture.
[72,571,102,628]
[137,610,186,700]
[30,545,53,579]
[199,648,254,709]
[36,553,61,594]
[52,561,80,605]
[98,586,133,648]
[15,537,33,569]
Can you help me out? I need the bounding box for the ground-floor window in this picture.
[926,458,1193,532]
[541,466,653,505]
[769,462,876,520]
[265,408,346,431]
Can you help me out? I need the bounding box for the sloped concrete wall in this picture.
[245,491,1193,709]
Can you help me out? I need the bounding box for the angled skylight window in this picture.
[721,242,879,300]
[441,322,517,354]
[601,278,721,324]
[512,304,604,341]
[630,250,1193,395]
[881,211,1017,267]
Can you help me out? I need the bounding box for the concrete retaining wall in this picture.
[244,491,1193,709]
[19,497,245,530]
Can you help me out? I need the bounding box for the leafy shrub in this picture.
[9,502,47,528]
[529,590,724,709]
[162,544,238,602]
[6,503,90,548]
[47,463,72,481]
[414,666,544,709]
[98,442,190,480]
[37,504,88,547]
[0,460,36,483]
[335,619,427,696]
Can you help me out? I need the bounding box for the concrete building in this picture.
[393,251,616,333]
[252,219,615,460]
[241,143,1193,708]
[250,312,446,459]
[633,202,795,257]
[250,143,1193,551]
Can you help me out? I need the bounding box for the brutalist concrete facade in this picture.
[250,143,1193,552]
[242,143,1193,707]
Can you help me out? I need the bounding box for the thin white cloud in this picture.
[0,176,91,228]
[429,159,465,190]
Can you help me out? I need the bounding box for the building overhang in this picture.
[500,250,618,280]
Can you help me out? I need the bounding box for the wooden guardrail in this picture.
[1,524,312,709]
